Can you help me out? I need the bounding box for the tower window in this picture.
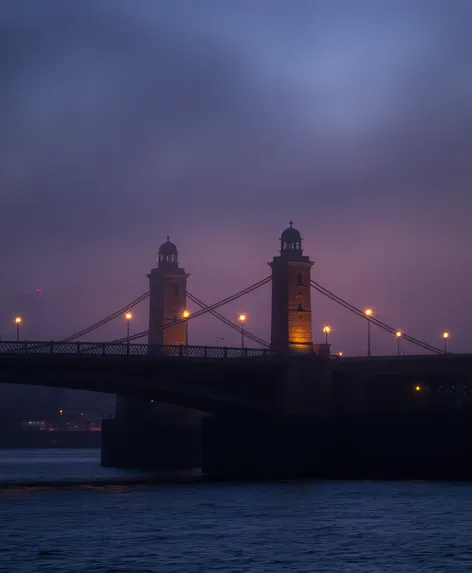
[297,273,303,285]
[296,295,304,311]
[172,284,179,298]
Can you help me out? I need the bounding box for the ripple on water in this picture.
[2,451,472,572]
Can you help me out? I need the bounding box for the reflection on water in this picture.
[2,449,472,572]
[0,448,202,488]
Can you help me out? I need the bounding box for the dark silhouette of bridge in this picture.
[1,340,471,416]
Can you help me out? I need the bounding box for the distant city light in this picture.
[415,385,421,392]
[337,351,343,357]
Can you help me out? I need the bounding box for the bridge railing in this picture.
[0,341,273,359]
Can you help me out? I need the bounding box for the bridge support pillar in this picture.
[202,417,323,479]
[101,417,202,469]
[101,396,203,469]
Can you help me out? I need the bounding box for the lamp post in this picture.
[364,308,373,357]
[443,331,449,353]
[396,331,402,356]
[322,325,331,345]
[124,312,132,354]
[124,312,132,340]
[239,314,247,350]
[182,310,190,346]
[14,316,23,342]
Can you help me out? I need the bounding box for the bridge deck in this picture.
[0,341,272,360]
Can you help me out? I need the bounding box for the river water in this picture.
[2,449,472,572]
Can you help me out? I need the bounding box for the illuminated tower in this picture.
[148,237,189,346]
[269,222,313,353]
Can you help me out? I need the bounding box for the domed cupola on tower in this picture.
[158,236,178,268]
[280,221,303,259]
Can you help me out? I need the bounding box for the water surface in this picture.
[2,449,472,572]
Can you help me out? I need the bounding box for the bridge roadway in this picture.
[2,341,472,417]
[0,341,280,417]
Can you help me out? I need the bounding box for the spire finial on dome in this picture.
[166,235,170,241]
[289,220,293,228]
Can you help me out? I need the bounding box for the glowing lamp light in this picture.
[443,332,449,339]
[364,308,373,317]
[239,314,247,323]
[415,386,421,392]
[124,312,133,321]
[182,310,190,319]
[337,351,343,357]
[396,331,402,338]
[322,325,331,334]
[14,316,23,325]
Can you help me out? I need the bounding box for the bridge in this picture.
[2,222,470,478]
[1,340,470,417]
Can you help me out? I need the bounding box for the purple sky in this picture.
[1,0,471,356]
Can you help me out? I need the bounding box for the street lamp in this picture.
[396,331,402,356]
[124,312,133,340]
[14,316,23,342]
[364,308,373,357]
[442,331,449,353]
[337,351,343,357]
[322,325,331,345]
[182,310,190,346]
[239,314,247,350]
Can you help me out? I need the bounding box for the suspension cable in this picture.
[160,276,271,331]
[63,291,150,341]
[108,277,272,345]
[185,290,270,348]
[311,280,444,354]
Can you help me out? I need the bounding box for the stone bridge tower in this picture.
[146,237,201,426]
[148,237,189,347]
[269,222,314,353]
[105,237,202,470]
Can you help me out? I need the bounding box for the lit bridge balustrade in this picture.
[0,341,274,360]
